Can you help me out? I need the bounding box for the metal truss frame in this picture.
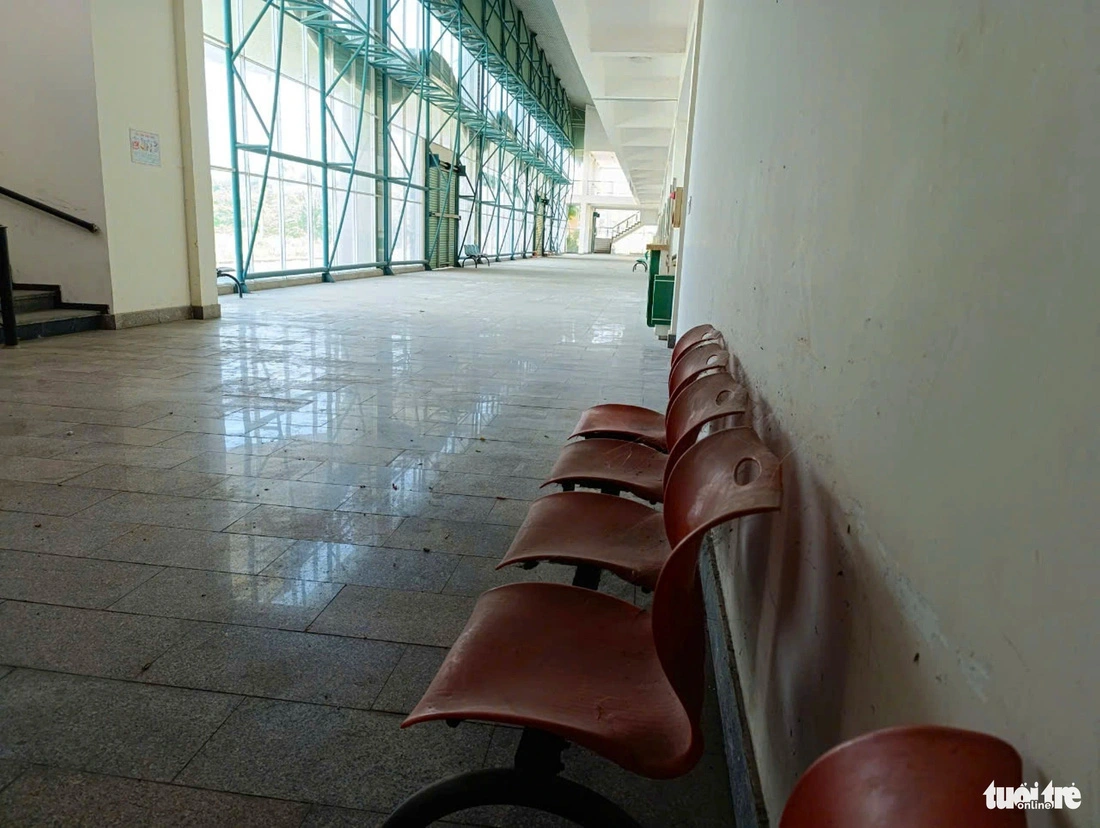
[216,0,574,287]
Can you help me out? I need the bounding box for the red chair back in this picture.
[779,725,1026,828]
[651,427,782,752]
[668,343,730,400]
[663,373,748,478]
[671,325,723,368]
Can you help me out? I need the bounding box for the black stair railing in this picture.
[0,186,100,346]
[0,186,100,234]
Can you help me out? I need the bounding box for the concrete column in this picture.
[174,0,220,319]
[669,0,704,342]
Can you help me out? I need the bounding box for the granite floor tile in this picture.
[93,525,295,574]
[431,472,544,501]
[0,403,161,428]
[384,518,516,558]
[0,766,310,827]
[142,413,283,436]
[0,511,137,556]
[0,550,159,608]
[0,418,74,438]
[0,435,74,459]
[47,423,181,446]
[127,401,251,421]
[198,476,358,510]
[142,624,403,709]
[226,505,403,545]
[0,601,203,679]
[484,497,532,527]
[0,455,101,485]
[299,461,437,488]
[262,541,458,592]
[0,479,115,516]
[0,758,27,795]
[176,698,491,812]
[309,586,475,646]
[62,464,231,497]
[433,452,536,477]
[50,443,199,469]
[0,669,240,782]
[77,492,257,531]
[301,805,386,828]
[110,567,344,630]
[156,432,289,456]
[175,452,323,479]
[371,645,448,715]
[275,442,405,467]
[509,457,563,479]
[337,488,497,523]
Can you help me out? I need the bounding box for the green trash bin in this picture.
[645,246,674,328]
[647,274,675,327]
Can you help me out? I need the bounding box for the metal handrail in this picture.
[0,186,99,233]
[606,212,642,238]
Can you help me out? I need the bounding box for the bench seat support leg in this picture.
[382,728,641,828]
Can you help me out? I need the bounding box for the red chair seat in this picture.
[542,438,666,502]
[780,725,1026,827]
[568,404,668,451]
[403,582,699,780]
[498,492,669,589]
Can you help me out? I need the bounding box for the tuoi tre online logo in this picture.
[985,781,1082,811]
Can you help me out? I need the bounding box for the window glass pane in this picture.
[211,170,236,266]
[248,175,282,271]
[202,0,225,39]
[204,44,231,169]
[242,0,274,65]
[283,182,310,269]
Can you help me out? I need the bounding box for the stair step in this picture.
[12,288,59,314]
[1,308,104,342]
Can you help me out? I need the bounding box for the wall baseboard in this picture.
[702,536,769,827]
[192,303,221,320]
[104,305,194,329]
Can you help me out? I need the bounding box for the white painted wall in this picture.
[90,0,194,316]
[0,0,113,306]
[679,1,1099,824]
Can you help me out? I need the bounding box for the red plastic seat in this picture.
[568,332,727,451]
[780,725,1026,828]
[569,404,669,451]
[498,491,668,589]
[543,372,747,502]
[670,324,723,368]
[403,427,783,780]
[668,342,730,401]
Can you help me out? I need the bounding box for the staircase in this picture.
[593,211,643,254]
[0,284,105,342]
[1,187,106,344]
[609,212,643,242]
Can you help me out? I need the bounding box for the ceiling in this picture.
[512,0,697,207]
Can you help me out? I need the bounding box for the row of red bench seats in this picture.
[383,324,1026,827]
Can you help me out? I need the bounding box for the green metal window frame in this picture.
[208,0,574,288]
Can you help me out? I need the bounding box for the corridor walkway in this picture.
[0,256,733,826]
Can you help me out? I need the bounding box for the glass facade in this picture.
[202,0,574,283]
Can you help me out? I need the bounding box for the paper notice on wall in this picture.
[130,129,161,166]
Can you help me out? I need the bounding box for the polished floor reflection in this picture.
[0,256,733,826]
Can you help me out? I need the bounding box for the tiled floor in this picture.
[0,255,734,826]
